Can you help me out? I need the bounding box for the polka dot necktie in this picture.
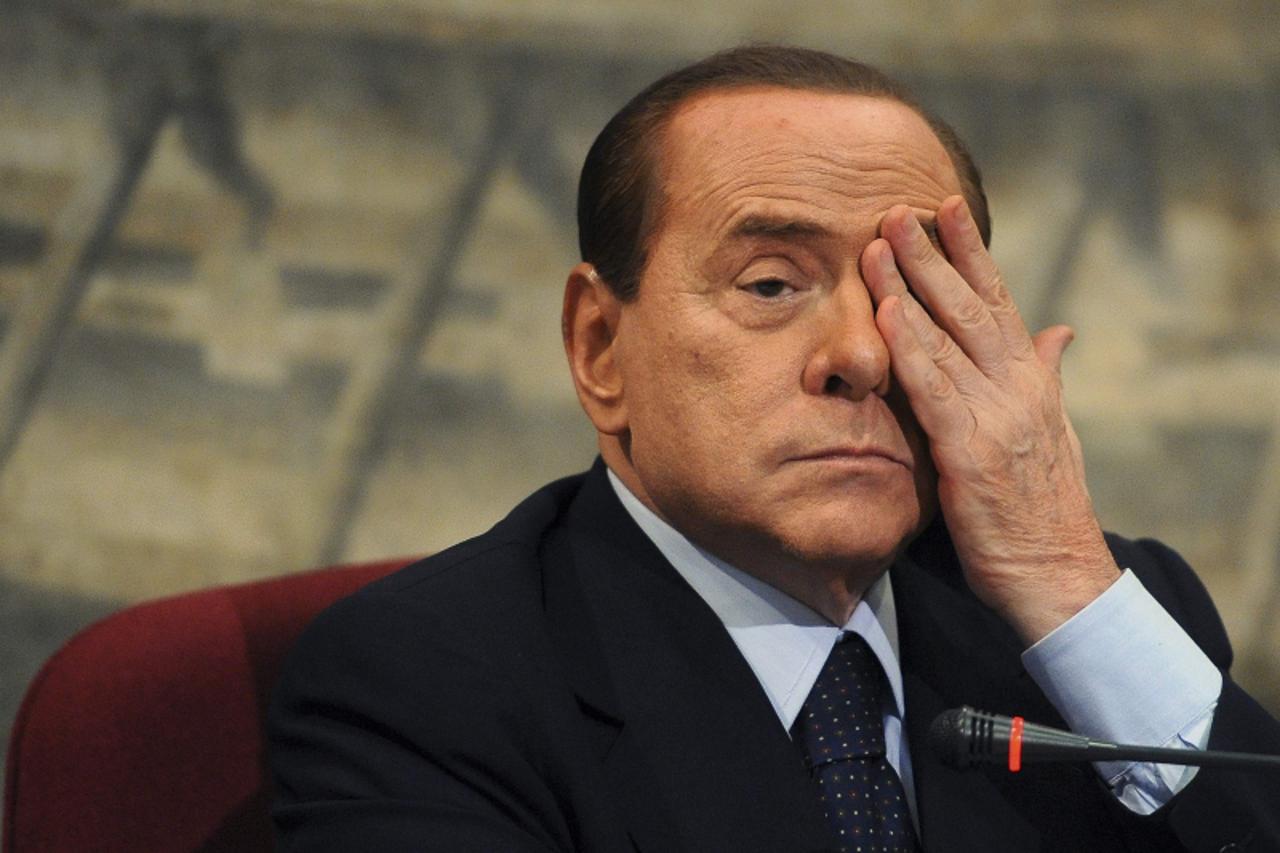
[791,632,919,852]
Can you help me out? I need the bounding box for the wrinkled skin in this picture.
[563,88,1118,642]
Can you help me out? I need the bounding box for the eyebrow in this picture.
[726,212,943,246]
[726,216,835,242]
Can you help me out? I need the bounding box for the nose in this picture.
[801,280,891,400]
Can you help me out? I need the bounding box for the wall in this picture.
[2,0,1278,769]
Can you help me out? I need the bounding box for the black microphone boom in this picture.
[929,706,1280,773]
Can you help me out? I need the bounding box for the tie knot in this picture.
[792,632,889,767]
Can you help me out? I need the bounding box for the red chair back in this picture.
[3,560,411,852]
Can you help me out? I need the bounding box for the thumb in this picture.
[1031,325,1074,373]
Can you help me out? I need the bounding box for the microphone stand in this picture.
[930,706,1280,773]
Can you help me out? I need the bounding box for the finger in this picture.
[865,238,988,392]
[898,290,989,395]
[881,205,1011,377]
[936,195,1036,361]
[1031,324,1075,374]
[861,237,908,306]
[876,294,977,447]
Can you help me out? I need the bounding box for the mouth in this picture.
[788,445,913,469]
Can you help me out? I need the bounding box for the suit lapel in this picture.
[893,523,1052,851]
[548,465,835,853]
[537,469,1150,850]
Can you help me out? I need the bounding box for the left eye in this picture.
[745,278,793,298]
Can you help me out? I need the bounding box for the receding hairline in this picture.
[575,46,993,302]
[642,84,971,255]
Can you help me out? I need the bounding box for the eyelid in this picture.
[741,275,796,293]
[738,254,793,279]
[733,249,829,299]
[734,270,807,306]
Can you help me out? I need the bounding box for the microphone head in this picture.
[930,706,1101,771]
[928,705,977,769]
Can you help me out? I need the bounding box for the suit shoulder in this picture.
[283,470,588,678]
[343,469,588,608]
[1103,532,1211,610]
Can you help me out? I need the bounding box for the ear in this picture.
[562,262,628,435]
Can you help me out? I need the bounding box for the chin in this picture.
[772,503,922,571]
[785,532,911,571]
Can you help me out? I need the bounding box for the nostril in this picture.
[823,375,846,395]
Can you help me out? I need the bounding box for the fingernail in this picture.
[887,295,906,321]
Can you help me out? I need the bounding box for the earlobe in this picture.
[562,263,628,435]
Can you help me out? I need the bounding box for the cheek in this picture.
[629,333,777,457]
[684,338,789,427]
[910,445,939,525]
[887,392,939,524]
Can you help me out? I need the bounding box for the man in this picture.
[269,46,1280,851]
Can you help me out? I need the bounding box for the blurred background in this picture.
[3,0,1278,767]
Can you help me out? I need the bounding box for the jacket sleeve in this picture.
[1116,536,1280,851]
[266,590,568,853]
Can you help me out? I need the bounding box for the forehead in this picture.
[655,87,962,235]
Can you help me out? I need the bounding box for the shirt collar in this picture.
[606,468,905,730]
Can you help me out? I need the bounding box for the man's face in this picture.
[611,88,962,581]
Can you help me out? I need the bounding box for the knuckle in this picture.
[985,276,1017,311]
[913,238,942,267]
[923,322,948,350]
[925,327,958,362]
[924,366,954,400]
[953,295,989,329]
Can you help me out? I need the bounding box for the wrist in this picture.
[994,549,1122,646]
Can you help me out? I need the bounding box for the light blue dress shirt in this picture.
[606,469,1222,817]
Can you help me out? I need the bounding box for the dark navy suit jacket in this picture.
[269,461,1280,851]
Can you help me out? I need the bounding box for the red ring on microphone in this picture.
[1009,716,1024,772]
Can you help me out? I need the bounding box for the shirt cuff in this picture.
[1022,569,1221,812]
